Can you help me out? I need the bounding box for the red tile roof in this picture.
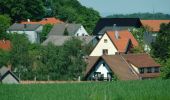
[122,53,160,68]
[107,30,138,52]
[39,18,63,25]
[21,17,63,25]
[0,40,11,50]
[141,20,170,32]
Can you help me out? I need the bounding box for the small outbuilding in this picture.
[0,67,19,84]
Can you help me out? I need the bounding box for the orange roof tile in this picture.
[21,17,63,25]
[141,20,170,32]
[39,18,63,25]
[0,40,11,50]
[21,21,39,24]
[107,30,138,52]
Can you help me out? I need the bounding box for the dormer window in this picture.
[104,39,107,43]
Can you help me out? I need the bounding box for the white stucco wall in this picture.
[2,74,19,84]
[90,33,118,56]
[75,25,89,36]
[88,60,112,79]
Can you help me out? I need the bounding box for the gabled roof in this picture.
[0,40,11,50]
[48,23,81,36]
[106,30,138,52]
[0,66,19,82]
[7,23,41,31]
[122,53,160,68]
[21,17,63,25]
[141,20,170,32]
[85,55,139,80]
[42,35,95,46]
[93,18,142,35]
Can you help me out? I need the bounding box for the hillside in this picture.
[0,79,170,100]
[0,0,100,34]
[106,13,170,19]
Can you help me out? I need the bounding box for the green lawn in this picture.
[0,79,170,100]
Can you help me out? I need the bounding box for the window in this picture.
[139,68,144,74]
[154,67,159,73]
[102,49,108,55]
[147,67,152,73]
[104,39,107,43]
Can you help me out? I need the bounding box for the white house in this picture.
[85,54,161,81]
[48,23,89,37]
[0,67,19,84]
[85,55,139,81]
[7,23,43,43]
[90,30,138,56]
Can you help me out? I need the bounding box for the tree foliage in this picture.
[107,13,170,19]
[0,15,11,39]
[0,0,45,22]
[151,23,170,62]
[40,24,53,43]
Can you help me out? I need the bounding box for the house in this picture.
[7,23,43,43]
[0,39,11,50]
[122,53,160,79]
[85,54,160,81]
[21,17,63,25]
[42,35,96,46]
[90,30,138,56]
[141,20,170,52]
[0,66,19,84]
[93,18,142,35]
[85,55,139,81]
[48,23,89,37]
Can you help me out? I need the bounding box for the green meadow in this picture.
[0,79,170,100]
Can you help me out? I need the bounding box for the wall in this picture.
[75,25,89,36]
[90,33,118,56]
[87,60,112,79]
[2,74,19,84]
[7,31,38,43]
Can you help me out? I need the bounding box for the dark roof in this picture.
[0,67,20,82]
[85,55,139,80]
[122,53,160,68]
[93,18,142,35]
[7,23,41,31]
[48,23,81,36]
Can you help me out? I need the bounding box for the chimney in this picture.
[27,19,30,22]
[115,30,119,39]
[2,38,6,44]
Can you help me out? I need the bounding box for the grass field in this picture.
[0,79,170,100]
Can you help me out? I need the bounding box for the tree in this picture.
[40,24,53,43]
[63,28,68,36]
[0,49,11,67]
[10,34,32,80]
[151,22,170,62]
[0,0,45,22]
[0,15,11,39]
[161,59,170,79]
